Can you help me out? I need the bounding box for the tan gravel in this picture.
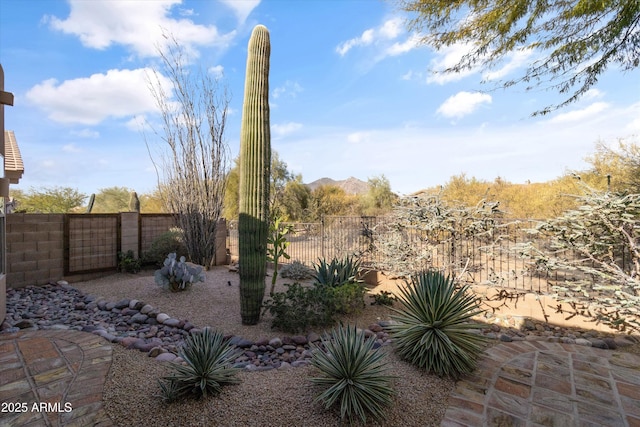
[73,267,455,426]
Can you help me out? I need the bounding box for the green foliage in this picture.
[279,260,314,281]
[387,270,487,379]
[154,252,205,292]
[92,186,134,213]
[238,24,271,325]
[11,186,86,213]
[281,176,311,221]
[398,0,640,114]
[371,290,397,306]
[158,328,240,402]
[310,325,395,425]
[586,138,640,194]
[262,282,336,333]
[360,174,397,216]
[328,282,366,316]
[117,250,141,274]
[142,229,188,266]
[313,255,362,288]
[223,157,240,220]
[267,215,293,294]
[308,185,359,221]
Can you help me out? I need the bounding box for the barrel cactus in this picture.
[238,24,271,325]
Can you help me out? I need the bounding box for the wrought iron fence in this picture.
[227,216,578,292]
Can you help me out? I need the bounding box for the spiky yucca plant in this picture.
[387,270,487,379]
[158,328,240,402]
[310,325,395,425]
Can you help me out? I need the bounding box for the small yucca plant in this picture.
[310,325,395,425]
[387,270,487,379]
[158,328,240,402]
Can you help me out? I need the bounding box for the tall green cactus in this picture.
[238,25,271,325]
[86,193,95,213]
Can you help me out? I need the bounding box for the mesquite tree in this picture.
[238,25,271,325]
[147,34,230,269]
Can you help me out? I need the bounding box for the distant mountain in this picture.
[306,176,370,195]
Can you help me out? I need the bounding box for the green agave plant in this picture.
[387,270,487,379]
[158,328,241,402]
[310,325,395,425]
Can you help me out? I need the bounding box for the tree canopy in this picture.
[398,0,640,114]
[10,187,86,213]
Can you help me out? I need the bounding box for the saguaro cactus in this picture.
[86,193,95,213]
[128,191,140,212]
[238,25,271,325]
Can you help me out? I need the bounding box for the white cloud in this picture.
[437,91,492,119]
[272,80,303,99]
[219,0,260,23]
[336,17,415,57]
[70,129,99,138]
[26,68,172,125]
[62,144,82,153]
[385,34,421,57]
[347,131,375,144]
[336,29,375,56]
[482,49,534,81]
[427,42,479,84]
[47,0,234,58]
[549,102,610,123]
[208,65,224,78]
[272,122,303,138]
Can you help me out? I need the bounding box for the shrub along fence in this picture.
[6,213,227,288]
[227,216,600,293]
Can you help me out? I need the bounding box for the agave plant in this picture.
[310,325,395,425]
[313,255,362,288]
[158,328,240,402]
[387,270,487,379]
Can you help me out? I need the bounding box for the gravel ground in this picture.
[73,267,455,426]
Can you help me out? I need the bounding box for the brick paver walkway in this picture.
[2,330,640,426]
[442,340,640,427]
[0,330,113,427]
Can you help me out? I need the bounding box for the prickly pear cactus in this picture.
[238,25,271,325]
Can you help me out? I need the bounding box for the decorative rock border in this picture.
[2,282,638,372]
[1,282,392,371]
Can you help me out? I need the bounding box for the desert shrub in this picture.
[311,325,395,425]
[371,290,397,306]
[117,250,141,274]
[387,270,486,379]
[262,283,335,333]
[280,260,314,281]
[142,228,188,266]
[313,255,362,288]
[157,328,240,403]
[327,282,366,315]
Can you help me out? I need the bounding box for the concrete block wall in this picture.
[5,213,230,288]
[120,212,139,258]
[7,213,64,288]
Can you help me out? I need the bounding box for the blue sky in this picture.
[1,0,638,197]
